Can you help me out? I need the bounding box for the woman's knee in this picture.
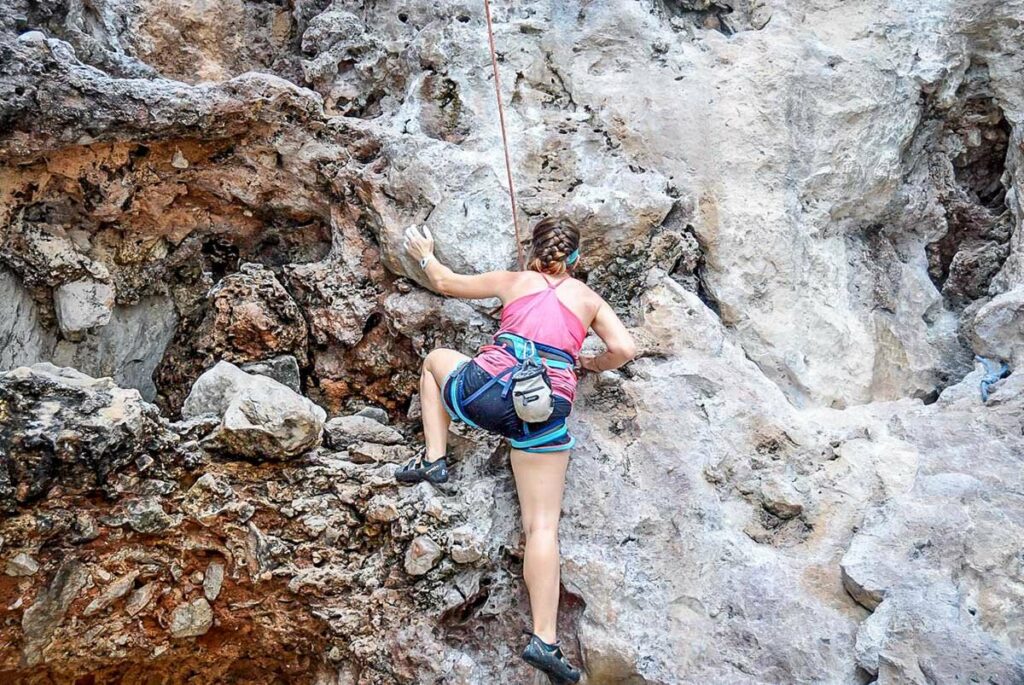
[523,516,560,540]
[423,347,454,372]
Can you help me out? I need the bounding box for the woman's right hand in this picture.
[404,224,435,263]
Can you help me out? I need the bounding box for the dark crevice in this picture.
[924,60,1012,309]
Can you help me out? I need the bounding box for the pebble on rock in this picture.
[169,598,214,638]
[404,536,442,576]
[203,562,225,601]
[5,552,39,577]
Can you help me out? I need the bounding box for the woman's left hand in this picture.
[404,224,434,262]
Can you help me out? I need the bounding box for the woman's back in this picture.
[473,272,595,402]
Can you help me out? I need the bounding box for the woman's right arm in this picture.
[581,300,636,373]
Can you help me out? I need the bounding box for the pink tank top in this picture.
[473,275,588,402]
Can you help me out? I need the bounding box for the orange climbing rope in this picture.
[483,0,525,270]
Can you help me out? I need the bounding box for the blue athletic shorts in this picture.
[442,360,574,452]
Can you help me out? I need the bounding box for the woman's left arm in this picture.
[404,225,515,299]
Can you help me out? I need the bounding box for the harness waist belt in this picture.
[494,333,575,369]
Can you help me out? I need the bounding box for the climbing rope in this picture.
[483,0,525,271]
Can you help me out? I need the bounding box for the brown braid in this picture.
[526,217,580,275]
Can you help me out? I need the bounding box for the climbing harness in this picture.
[445,332,577,451]
[977,355,1010,402]
[483,0,525,270]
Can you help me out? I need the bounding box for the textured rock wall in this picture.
[1,0,1023,683]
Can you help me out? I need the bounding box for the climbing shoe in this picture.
[395,453,449,485]
[521,632,581,684]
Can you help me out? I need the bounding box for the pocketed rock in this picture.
[169,598,214,638]
[183,361,325,460]
[449,527,484,564]
[404,535,442,576]
[199,264,309,366]
[6,552,39,576]
[324,414,404,449]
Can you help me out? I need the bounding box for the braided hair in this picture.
[527,217,580,275]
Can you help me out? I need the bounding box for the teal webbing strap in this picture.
[521,436,576,452]
[510,421,568,449]
[495,333,574,370]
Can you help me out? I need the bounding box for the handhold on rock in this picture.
[759,475,804,519]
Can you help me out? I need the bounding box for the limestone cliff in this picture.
[1,1,1023,683]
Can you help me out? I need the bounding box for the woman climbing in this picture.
[395,216,636,684]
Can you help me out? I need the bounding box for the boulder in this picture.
[969,286,1024,365]
[183,361,325,460]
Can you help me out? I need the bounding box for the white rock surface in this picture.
[53,280,115,340]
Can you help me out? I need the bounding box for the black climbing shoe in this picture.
[521,633,581,684]
[395,453,449,485]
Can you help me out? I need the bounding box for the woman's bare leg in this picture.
[510,448,570,644]
[420,348,469,462]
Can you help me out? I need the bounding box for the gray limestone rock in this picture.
[240,355,302,393]
[53,279,115,340]
[6,552,39,577]
[203,562,225,602]
[22,561,91,666]
[404,536,442,576]
[324,414,404,449]
[183,361,325,460]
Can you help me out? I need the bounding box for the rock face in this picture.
[1,0,1024,683]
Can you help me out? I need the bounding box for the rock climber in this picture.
[395,216,636,683]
